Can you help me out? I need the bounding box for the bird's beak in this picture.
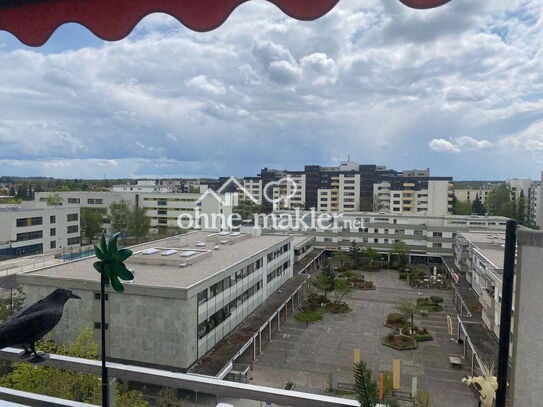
[70,292,81,299]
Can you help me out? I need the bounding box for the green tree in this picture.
[391,241,409,267]
[333,250,352,270]
[349,241,365,268]
[80,208,103,244]
[332,278,352,304]
[395,300,419,331]
[0,328,148,406]
[233,199,264,221]
[471,194,487,215]
[516,190,527,225]
[453,200,472,215]
[46,193,64,206]
[314,260,336,299]
[157,387,183,407]
[499,200,516,218]
[487,184,511,215]
[0,286,25,322]
[365,247,380,264]
[109,201,131,238]
[128,207,150,243]
[353,361,379,407]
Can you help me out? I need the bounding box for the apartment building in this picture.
[454,231,507,338]
[0,202,80,257]
[373,178,452,215]
[258,210,508,260]
[112,179,182,193]
[536,172,543,228]
[17,231,294,370]
[242,161,453,215]
[454,184,498,204]
[34,190,233,233]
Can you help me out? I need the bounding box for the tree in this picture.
[391,241,409,267]
[110,201,131,238]
[516,190,527,225]
[499,200,516,218]
[80,208,103,244]
[471,194,487,216]
[234,199,265,221]
[0,286,25,322]
[332,278,352,304]
[349,241,365,268]
[333,250,352,270]
[157,387,183,407]
[365,247,380,264]
[313,260,336,299]
[487,184,511,215]
[0,328,148,406]
[128,207,150,243]
[353,361,379,407]
[453,200,472,215]
[395,300,419,331]
[46,193,64,206]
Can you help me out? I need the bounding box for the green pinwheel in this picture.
[93,232,134,292]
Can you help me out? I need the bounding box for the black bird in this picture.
[0,288,80,363]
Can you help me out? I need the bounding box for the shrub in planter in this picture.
[386,313,406,324]
[430,296,444,304]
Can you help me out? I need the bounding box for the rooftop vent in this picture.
[142,248,159,255]
[195,242,206,247]
[179,263,189,268]
[161,249,177,256]
[180,250,197,257]
[214,245,221,250]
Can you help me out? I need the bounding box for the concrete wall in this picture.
[511,229,543,406]
[19,282,198,369]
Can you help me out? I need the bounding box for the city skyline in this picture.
[0,0,541,180]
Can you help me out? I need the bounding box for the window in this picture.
[197,289,208,304]
[87,199,103,205]
[50,241,56,249]
[16,217,43,227]
[50,215,56,224]
[67,198,80,204]
[157,199,167,206]
[16,231,43,241]
[158,208,167,215]
[94,322,108,330]
[50,228,56,236]
[67,225,79,234]
[67,237,80,245]
[67,213,78,222]
[433,232,443,237]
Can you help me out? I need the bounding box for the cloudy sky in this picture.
[0,0,542,181]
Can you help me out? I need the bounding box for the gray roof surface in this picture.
[20,232,291,290]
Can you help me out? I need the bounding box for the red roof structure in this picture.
[0,0,453,47]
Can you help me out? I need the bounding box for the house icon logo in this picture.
[196,176,259,206]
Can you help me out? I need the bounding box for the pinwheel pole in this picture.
[94,233,134,407]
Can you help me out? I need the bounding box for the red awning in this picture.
[0,0,452,47]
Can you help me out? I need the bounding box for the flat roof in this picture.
[459,231,505,272]
[19,231,291,290]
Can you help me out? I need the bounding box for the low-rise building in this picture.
[258,210,508,261]
[0,202,80,257]
[17,231,294,371]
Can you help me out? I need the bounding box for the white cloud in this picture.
[0,0,541,179]
[500,121,543,152]
[185,75,226,95]
[428,136,494,153]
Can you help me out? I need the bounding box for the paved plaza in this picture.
[236,269,478,407]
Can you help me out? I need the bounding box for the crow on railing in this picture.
[0,288,80,363]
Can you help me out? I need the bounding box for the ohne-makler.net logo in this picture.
[176,176,364,231]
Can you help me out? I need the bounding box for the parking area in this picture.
[239,269,477,407]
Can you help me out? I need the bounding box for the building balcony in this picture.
[403,183,415,187]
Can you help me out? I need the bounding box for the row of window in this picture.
[266,243,290,262]
[197,280,262,339]
[16,217,42,227]
[198,258,264,304]
[266,260,290,283]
